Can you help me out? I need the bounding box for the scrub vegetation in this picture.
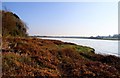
[2,37,120,77]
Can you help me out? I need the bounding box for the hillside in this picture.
[2,37,120,77]
[2,10,27,37]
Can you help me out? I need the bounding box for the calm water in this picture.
[40,37,120,57]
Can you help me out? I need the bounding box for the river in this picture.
[39,37,120,57]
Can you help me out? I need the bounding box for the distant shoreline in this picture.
[31,36,120,41]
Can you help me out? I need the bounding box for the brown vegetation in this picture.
[2,10,28,37]
[2,37,120,77]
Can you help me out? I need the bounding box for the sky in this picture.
[2,2,118,37]
[2,0,120,2]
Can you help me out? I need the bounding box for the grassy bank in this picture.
[2,37,120,77]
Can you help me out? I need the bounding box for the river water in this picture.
[39,37,120,57]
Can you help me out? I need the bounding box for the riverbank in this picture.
[2,37,120,77]
[39,37,119,57]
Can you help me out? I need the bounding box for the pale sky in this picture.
[2,1,118,37]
